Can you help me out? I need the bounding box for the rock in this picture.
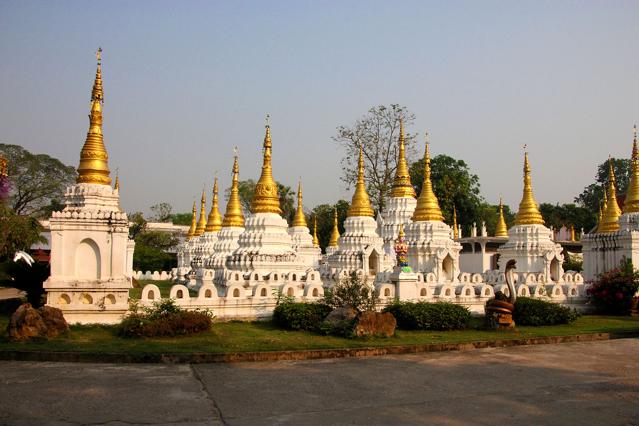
[7,303,68,341]
[353,311,396,338]
[323,306,358,326]
[38,305,69,338]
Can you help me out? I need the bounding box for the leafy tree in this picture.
[128,211,179,271]
[149,202,173,222]
[227,179,296,223]
[0,143,76,217]
[333,104,417,212]
[409,154,484,234]
[310,200,350,251]
[539,203,597,234]
[476,202,516,236]
[169,212,192,226]
[575,158,631,213]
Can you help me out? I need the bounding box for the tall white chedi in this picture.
[44,50,135,324]
[327,146,391,276]
[405,137,461,282]
[379,119,417,257]
[226,124,301,276]
[583,130,639,280]
[495,150,564,283]
[208,154,245,281]
[287,181,321,269]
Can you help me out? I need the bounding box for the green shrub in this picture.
[513,297,579,326]
[323,272,378,313]
[119,299,213,337]
[272,302,332,332]
[383,301,471,331]
[587,258,639,315]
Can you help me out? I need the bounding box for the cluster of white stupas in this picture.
[42,52,639,324]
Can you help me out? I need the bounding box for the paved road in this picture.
[1,339,638,425]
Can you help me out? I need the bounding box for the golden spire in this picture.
[514,150,545,225]
[599,158,622,233]
[205,177,223,232]
[194,189,207,236]
[570,225,576,241]
[312,216,320,247]
[452,206,459,239]
[390,118,416,198]
[328,208,340,247]
[77,48,111,185]
[495,197,509,237]
[623,125,639,213]
[0,155,7,177]
[251,119,282,215]
[347,144,375,217]
[412,135,444,222]
[292,180,308,227]
[186,201,197,240]
[114,169,120,190]
[222,152,245,228]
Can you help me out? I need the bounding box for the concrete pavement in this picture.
[1,339,638,425]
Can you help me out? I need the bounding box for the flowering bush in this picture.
[587,258,639,315]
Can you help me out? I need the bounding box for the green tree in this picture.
[169,212,192,226]
[0,143,76,217]
[227,179,296,223]
[409,154,484,234]
[149,202,173,222]
[539,203,597,233]
[310,200,350,251]
[128,211,179,272]
[575,158,631,213]
[333,104,417,213]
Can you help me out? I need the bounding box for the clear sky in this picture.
[1,1,638,216]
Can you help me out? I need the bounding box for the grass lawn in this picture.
[0,314,637,355]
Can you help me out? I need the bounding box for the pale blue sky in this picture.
[1,1,639,215]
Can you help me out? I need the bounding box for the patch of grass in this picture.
[129,280,195,300]
[0,315,637,355]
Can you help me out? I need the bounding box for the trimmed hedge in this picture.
[513,297,579,326]
[272,302,332,332]
[383,301,471,331]
[119,299,213,337]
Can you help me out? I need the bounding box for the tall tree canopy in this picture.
[540,203,597,233]
[149,202,173,222]
[310,200,350,251]
[409,154,486,234]
[0,144,77,217]
[333,104,417,212]
[575,157,630,213]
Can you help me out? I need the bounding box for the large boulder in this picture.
[323,306,357,326]
[7,303,69,341]
[353,311,396,338]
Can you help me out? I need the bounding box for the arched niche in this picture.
[75,238,101,280]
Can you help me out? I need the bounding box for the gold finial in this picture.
[114,168,120,190]
[0,155,8,177]
[347,144,375,217]
[194,189,207,236]
[570,225,576,241]
[412,134,444,222]
[251,120,282,214]
[77,49,111,185]
[623,125,639,213]
[452,206,459,239]
[186,200,197,240]
[328,208,340,247]
[292,180,308,227]
[495,197,509,237]
[313,216,320,247]
[222,153,245,227]
[514,150,545,225]
[599,157,622,232]
[390,118,416,198]
[205,176,223,232]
